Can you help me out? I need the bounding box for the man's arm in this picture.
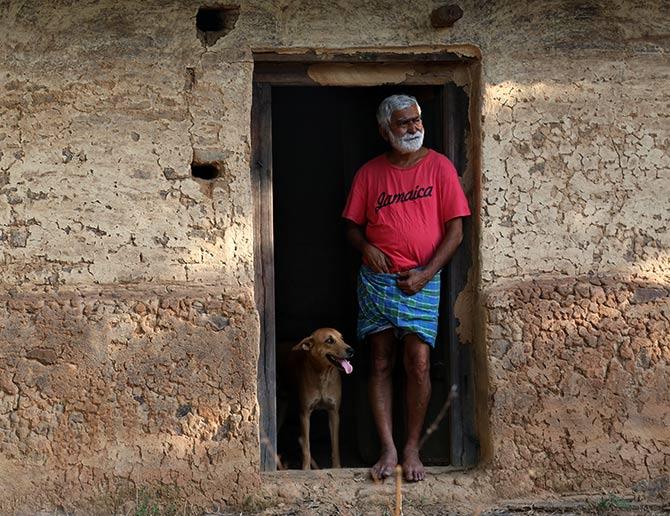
[396,217,464,295]
[345,220,393,274]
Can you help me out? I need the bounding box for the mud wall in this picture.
[487,276,669,496]
[0,0,668,512]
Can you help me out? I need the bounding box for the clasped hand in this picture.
[396,268,430,295]
[363,244,430,295]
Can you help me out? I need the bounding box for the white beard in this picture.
[388,129,424,154]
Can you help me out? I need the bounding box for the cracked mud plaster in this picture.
[0,285,261,512]
[485,274,670,497]
[480,56,670,286]
[0,5,254,289]
[0,70,254,287]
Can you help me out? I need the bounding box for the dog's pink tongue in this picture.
[339,359,353,375]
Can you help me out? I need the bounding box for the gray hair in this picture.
[376,94,421,131]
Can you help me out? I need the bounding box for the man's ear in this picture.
[379,125,389,142]
[293,337,313,351]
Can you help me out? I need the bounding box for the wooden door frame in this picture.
[251,48,482,472]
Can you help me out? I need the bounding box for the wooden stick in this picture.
[419,385,458,449]
[394,464,403,516]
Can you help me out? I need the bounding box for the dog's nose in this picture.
[346,347,354,358]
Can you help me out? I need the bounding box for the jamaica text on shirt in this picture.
[375,184,434,213]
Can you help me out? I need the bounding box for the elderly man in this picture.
[342,94,470,482]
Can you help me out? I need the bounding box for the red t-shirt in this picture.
[342,149,470,272]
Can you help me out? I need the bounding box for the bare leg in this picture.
[402,334,431,481]
[368,328,398,480]
[299,409,311,470]
[328,407,341,468]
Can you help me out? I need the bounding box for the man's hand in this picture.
[344,220,394,273]
[396,268,431,295]
[363,243,393,274]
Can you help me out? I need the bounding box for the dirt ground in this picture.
[202,468,669,516]
[31,474,670,516]
[208,498,670,516]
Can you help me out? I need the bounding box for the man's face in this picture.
[383,104,425,154]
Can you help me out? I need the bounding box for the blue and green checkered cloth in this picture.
[357,265,441,347]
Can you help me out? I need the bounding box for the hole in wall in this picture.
[191,162,220,180]
[185,67,196,91]
[196,5,240,47]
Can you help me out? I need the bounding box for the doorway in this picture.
[252,54,479,471]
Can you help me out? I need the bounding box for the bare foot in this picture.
[370,446,398,482]
[402,447,425,482]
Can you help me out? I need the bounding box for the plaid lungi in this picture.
[357,265,441,347]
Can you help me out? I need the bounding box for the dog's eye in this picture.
[325,336,334,344]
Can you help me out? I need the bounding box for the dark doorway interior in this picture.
[272,85,471,469]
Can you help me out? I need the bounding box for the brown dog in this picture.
[288,328,354,469]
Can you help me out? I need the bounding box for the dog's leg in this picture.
[328,407,341,468]
[299,409,311,469]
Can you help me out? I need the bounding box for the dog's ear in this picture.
[293,337,313,351]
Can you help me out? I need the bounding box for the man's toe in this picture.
[403,465,425,482]
[371,464,391,482]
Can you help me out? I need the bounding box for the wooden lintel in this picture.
[254,62,468,87]
[252,48,478,64]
